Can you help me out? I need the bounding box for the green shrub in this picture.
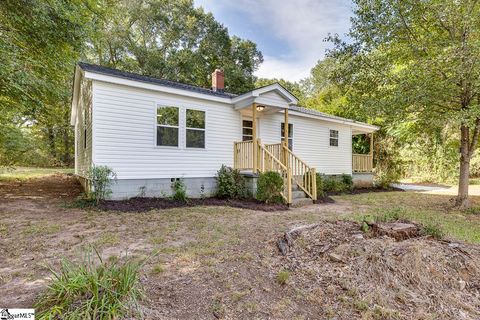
[256,171,285,204]
[215,165,248,199]
[341,174,353,191]
[321,175,354,194]
[35,248,143,319]
[316,173,325,198]
[171,178,187,202]
[86,165,117,203]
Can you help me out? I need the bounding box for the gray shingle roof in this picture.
[78,62,377,130]
[78,62,237,99]
[289,105,378,129]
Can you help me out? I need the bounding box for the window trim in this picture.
[281,122,294,150]
[242,118,253,142]
[329,129,339,147]
[185,108,206,149]
[155,105,180,148]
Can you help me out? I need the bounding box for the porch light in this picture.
[256,105,265,112]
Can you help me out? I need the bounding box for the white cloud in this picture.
[195,0,352,81]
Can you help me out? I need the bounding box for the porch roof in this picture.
[231,83,298,110]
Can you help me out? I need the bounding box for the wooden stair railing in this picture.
[282,146,317,201]
[257,143,292,204]
[234,140,318,203]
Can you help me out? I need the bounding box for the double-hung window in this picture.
[186,109,205,148]
[329,129,339,147]
[157,106,179,147]
[242,120,253,141]
[281,123,293,150]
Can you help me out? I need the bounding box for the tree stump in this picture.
[371,222,420,241]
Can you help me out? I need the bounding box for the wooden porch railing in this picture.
[352,154,373,172]
[282,146,317,200]
[233,140,253,170]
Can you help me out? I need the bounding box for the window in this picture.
[186,109,205,148]
[242,120,253,141]
[157,106,179,147]
[330,129,339,147]
[281,123,293,150]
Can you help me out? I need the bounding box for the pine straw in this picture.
[278,221,480,319]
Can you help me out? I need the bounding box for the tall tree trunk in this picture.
[457,119,480,208]
[457,124,470,208]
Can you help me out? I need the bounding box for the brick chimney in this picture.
[211,69,224,92]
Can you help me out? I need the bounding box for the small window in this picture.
[330,129,339,147]
[186,109,205,148]
[157,106,179,147]
[281,123,293,150]
[242,120,253,141]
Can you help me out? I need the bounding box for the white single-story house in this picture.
[71,63,378,205]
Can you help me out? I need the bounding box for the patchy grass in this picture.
[276,270,290,285]
[0,167,73,180]
[335,191,480,244]
[23,223,61,235]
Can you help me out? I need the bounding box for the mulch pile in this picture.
[275,220,480,319]
[99,197,289,212]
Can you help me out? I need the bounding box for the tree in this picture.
[88,0,263,94]
[0,0,96,166]
[330,0,480,207]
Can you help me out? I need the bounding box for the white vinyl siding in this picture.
[258,113,352,175]
[75,78,93,177]
[91,81,240,179]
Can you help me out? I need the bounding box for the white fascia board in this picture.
[231,84,298,106]
[254,83,298,104]
[83,71,233,104]
[70,67,83,125]
[287,110,379,132]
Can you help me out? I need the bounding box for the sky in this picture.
[193,0,353,81]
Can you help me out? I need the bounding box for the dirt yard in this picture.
[1,174,480,319]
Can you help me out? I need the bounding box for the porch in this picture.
[229,84,376,205]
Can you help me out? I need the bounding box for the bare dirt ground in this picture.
[1,175,480,319]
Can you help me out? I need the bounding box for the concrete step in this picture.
[292,190,306,199]
[291,183,299,191]
[290,197,314,208]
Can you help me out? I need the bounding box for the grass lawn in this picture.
[1,174,480,318]
[0,167,74,180]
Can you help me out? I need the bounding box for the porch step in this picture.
[291,197,314,208]
[292,190,306,199]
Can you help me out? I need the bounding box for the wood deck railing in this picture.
[282,146,317,200]
[233,140,253,170]
[352,154,373,172]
